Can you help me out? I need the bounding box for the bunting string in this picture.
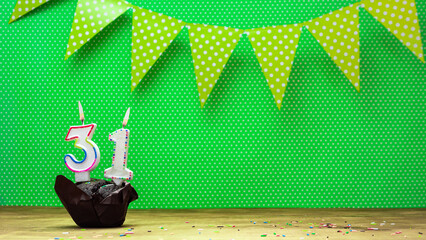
[9,0,425,109]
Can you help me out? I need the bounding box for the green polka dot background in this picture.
[1,0,426,209]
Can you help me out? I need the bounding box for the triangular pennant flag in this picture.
[131,7,186,91]
[188,24,242,108]
[65,0,131,60]
[363,0,424,62]
[9,0,54,23]
[306,5,361,91]
[247,24,302,109]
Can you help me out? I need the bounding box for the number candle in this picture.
[64,102,101,182]
[104,108,133,186]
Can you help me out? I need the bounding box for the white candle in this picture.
[64,102,101,182]
[104,108,133,186]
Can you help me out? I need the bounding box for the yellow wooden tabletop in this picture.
[0,206,425,240]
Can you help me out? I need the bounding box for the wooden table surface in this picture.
[0,206,425,240]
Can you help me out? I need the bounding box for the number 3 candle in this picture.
[104,108,133,186]
[64,102,101,182]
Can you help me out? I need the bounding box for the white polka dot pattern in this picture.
[131,7,185,92]
[2,0,426,209]
[9,0,51,23]
[65,0,131,60]
[247,24,302,109]
[8,0,425,96]
[363,0,425,62]
[306,5,361,92]
[187,24,242,108]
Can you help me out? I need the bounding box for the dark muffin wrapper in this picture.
[54,175,138,227]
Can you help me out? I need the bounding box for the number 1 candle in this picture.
[64,102,101,182]
[104,108,133,186]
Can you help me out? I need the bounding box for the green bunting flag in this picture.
[65,0,131,60]
[10,0,426,106]
[247,24,302,109]
[131,7,185,92]
[188,24,242,108]
[363,0,424,62]
[306,5,361,92]
[9,0,55,23]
